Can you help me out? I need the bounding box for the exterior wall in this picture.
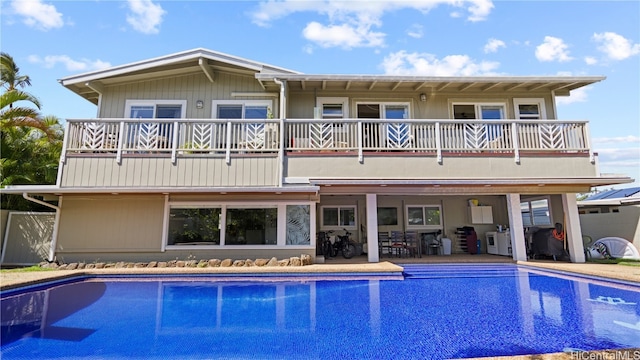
[98,72,276,118]
[0,209,9,253]
[56,194,317,264]
[286,155,597,180]
[60,156,279,188]
[1,212,55,265]
[580,206,640,250]
[286,91,556,119]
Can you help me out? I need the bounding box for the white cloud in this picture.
[584,56,598,65]
[27,55,111,72]
[535,36,573,62]
[381,50,500,76]
[592,32,640,61]
[594,147,640,166]
[407,24,424,39]
[483,38,505,53]
[251,1,494,26]
[303,21,385,49]
[250,1,493,49]
[11,0,64,31]
[555,87,589,105]
[593,136,640,145]
[126,0,166,34]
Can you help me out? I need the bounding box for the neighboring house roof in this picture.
[59,47,606,105]
[578,187,640,206]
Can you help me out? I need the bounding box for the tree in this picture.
[1,52,63,210]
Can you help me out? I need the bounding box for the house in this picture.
[2,48,633,265]
[578,187,640,250]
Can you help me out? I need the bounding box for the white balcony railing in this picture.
[62,118,593,164]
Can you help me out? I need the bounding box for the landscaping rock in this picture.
[176,261,186,267]
[278,259,289,266]
[157,262,168,268]
[254,258,268,266]
[289,257,301,266]
[67,263,78,270]
[301,254,312,265]
[266,257,279,267]
[244,259,254,267]
[95,263,105,269]
[197,260,208,268]
[232,260,245,267]
[186,260,198,267]
[208,259,221,267]
[148,261,157,268]
[85,263,95,269]
[134,263,146,268]
[220,259,233,267]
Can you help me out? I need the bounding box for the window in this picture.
[226,207,278,245]
[166,202,314,248]
[212,100,272,119]
[168,207,221,245]
[321,206,356,229]
[452,103,506,120]
[316,97,348,119]
[520,197,552,226]
[405,205,442,229]
[357,102,411,148]
[377,207,398,226]
[124,100,185,148]
[514,99,546,120]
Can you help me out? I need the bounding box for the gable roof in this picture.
[59,48,301,104]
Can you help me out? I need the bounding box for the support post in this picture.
[366,194,379,263]
[506,193,527,262]
[562,193,585,263]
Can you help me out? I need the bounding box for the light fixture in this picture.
[419,93,427,102]
[196,100,204,109]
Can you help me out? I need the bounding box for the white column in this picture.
[506,193,528,262]
[366,193,379,263]
[562,193,585,263]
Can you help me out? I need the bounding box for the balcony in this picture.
[60,118,596,188]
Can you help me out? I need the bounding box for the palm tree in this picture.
[1,52,33,92]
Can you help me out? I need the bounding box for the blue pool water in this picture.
[1,264,639,359]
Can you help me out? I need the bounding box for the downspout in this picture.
[273,78,286,187]
[23,193,61,263]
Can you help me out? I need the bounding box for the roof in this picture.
[59,47,606,105]
[579,187,640,206]
[254,74,606,95]
[59,48,301,104]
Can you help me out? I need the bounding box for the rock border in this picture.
[40,255,313,270]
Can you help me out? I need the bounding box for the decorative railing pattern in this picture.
[63,118,593,164]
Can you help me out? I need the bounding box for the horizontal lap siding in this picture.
[61,157,278,187]
[58,195,165,252]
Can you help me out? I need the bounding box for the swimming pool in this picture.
[1,264,639,359]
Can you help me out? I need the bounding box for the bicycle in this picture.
[323,228,357,259]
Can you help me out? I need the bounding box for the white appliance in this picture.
[496,231,512,256]
[486,232,498,255]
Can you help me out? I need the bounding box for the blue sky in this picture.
[2,0,639,189]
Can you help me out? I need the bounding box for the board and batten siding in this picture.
[98,72,274,118]
[57,195,165,253]
[60,156,279,187]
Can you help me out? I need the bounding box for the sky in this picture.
[1,0,639,190]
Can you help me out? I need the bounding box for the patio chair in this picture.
[390,231,406,257]
[378,232,392,258]
[404,231,419,258]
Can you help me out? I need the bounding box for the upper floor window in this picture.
[514,98,546,120]
[212,100,272,119]
[125,100,187,118]
[316,97,349,119]
[356,102,410,119]
[452,103,506,120]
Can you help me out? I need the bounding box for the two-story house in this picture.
[4,48,632,265]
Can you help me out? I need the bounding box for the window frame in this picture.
[164,200,315,250]
[513,98,547,120]
[320,205,357,230]
[211,100,273,119]
[316,97,349,119]
[124,100,187,118]
[355,101,411,119]
[450,102,508,120]
[520,196,553,227]
[404,204,443,230]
